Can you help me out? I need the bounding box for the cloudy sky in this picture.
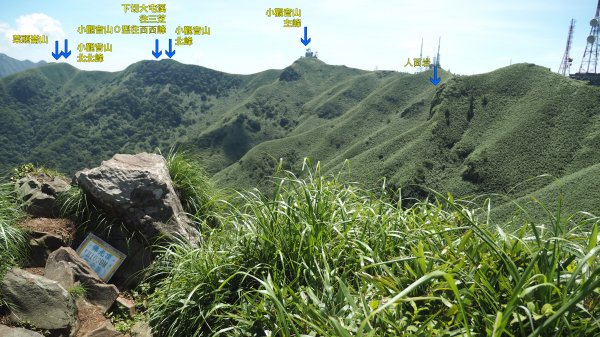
[0,1,597,75]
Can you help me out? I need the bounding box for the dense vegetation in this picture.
[146,161,599,336]
[0,56,599,218]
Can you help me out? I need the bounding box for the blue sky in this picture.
[0,0,597,75]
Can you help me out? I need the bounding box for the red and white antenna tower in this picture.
[559,19,575,76]
[578,0,600,74]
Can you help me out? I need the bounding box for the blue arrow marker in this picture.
[165,39,175,58]
[152,39,162,59]
[430,65,441,86]
[62,39,71,59]
[300,26,311,46]
[52,41,61,60]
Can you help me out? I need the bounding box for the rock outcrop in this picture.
[0,153,193,335]
[75,153,199,245]
[19,218,76,268]
[45,247,119,312]
[0,268,78,336]
[15,174,70,217]
[74,153,200,289]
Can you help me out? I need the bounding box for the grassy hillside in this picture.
[0,53,46,78]
[216,63,600,216]
[0,58,599,217]
[146,165,599,336]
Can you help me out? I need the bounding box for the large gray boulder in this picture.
[45,247,119,312]
[15,174,70,217]
[75,153,199,245]
[74,153,200,289]
[0,268,78,336]
[0,324,45,337]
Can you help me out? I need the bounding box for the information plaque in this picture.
[76,233,126,282]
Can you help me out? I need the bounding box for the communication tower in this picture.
[558,19,575,76]
[578,0,600,74]
[305,48,317,58]
[432,37,441,68]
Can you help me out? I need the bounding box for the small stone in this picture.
[130,321,153,337]
[82,323,123,337]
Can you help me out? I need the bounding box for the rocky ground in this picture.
[1,153,199,337]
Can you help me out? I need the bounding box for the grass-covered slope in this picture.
[215,63,600,216]
[0,58,599,216]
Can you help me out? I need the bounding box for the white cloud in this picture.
[0,23,9,52]
[0,13,65,45]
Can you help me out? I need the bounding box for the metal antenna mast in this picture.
[419,38,423,72]
[559,19,575,76]
[578,0,600,74]
[435,37,441,67]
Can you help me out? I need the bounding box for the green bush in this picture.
[9,163,35,182]
[10,163,67,184]
[145,161,600,336]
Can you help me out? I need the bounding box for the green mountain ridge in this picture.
[0,53,46,78]
[0,58,598,217]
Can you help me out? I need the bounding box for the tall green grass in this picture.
[145,161,599,336]
[0,180,28,276]
[164,148,220,226]
[57,185,128,239]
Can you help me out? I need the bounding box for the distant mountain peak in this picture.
[0,53,47,78]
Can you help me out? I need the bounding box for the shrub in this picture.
[467,94,475,122]
[246,119,261,132]
[10,163,35,182]
[10,163,67,183]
